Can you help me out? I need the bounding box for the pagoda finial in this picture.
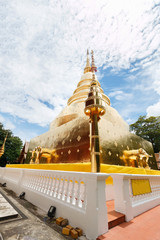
[91,73,98,86]
[91,50,97,72]
[84,68,106,173]
[84,49,91,73]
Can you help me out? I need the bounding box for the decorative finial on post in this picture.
[84,72,106,172]
[91,50,97,72]
[84,49,91,73]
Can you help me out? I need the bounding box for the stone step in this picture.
[108,210,125,229]
[106,200,125,229]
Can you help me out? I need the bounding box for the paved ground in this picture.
[0,187,71,240]
[98,204,160,240]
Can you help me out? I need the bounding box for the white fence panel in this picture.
[0,167,109,240]
[112,173,160,222]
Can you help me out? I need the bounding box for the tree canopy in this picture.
[130,116,160,153]
[0,122,23,167]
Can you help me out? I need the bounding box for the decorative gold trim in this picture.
[77,79,100,88]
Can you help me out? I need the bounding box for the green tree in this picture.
[130,116,160,153]
[0,122,23,167]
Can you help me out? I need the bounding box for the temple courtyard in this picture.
[1,184,160,240]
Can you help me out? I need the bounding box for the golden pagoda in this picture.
[26,51,157,170]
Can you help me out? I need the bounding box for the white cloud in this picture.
[0,0,160,129]
[13,128,39,144]
[119,103,137,118]
[109,90,132,101]
[0,115,15,130]
[139,63,160,117]
[0,115,5,123]
[5,121,16,131]
[126,118,134,124]
[147,100,160,117]
[109,91,124,97]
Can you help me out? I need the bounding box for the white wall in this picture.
[0,168,109,240]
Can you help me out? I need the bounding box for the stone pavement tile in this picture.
[0,202,12,209]
[1,220,68,240]
[0,208,18,218]
[78,236,87,240]
[0,188,67,240]
[0,196,8,203]
[0,192,18,220]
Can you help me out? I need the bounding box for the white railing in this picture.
[112,173,160,221]
[0,167,109,240]
[21,170,86,210]
[2,168,160,237]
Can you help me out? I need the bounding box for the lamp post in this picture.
[84,73,106,172]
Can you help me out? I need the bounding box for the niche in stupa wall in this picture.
[56,114,78,127]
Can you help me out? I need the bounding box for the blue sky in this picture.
[0,0,160,142]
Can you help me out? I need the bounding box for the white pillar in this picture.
[0,167,6,181]
[85,173,109,240]
[112,174,133,222]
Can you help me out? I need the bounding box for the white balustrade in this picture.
[2,167,160,238]
[0,167,109,240]
[111,173,160,222]
[20,170,88,210]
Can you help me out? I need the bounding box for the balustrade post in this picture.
[112,174,133,222]
[17,169,24,194]
[0,167,6,182]
[85,173,109,240]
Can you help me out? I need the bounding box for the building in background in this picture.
[18,142,29,164]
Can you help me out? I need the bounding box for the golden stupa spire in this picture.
[91,50,97,72]
[84,49,91,73]
[91,73,98,86]
[67,50,110,106]
[0,133,8,158]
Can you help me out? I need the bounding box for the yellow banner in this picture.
[131,179,152,196]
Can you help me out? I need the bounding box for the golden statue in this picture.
[120,148,151,169]
[30,146,58,164]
